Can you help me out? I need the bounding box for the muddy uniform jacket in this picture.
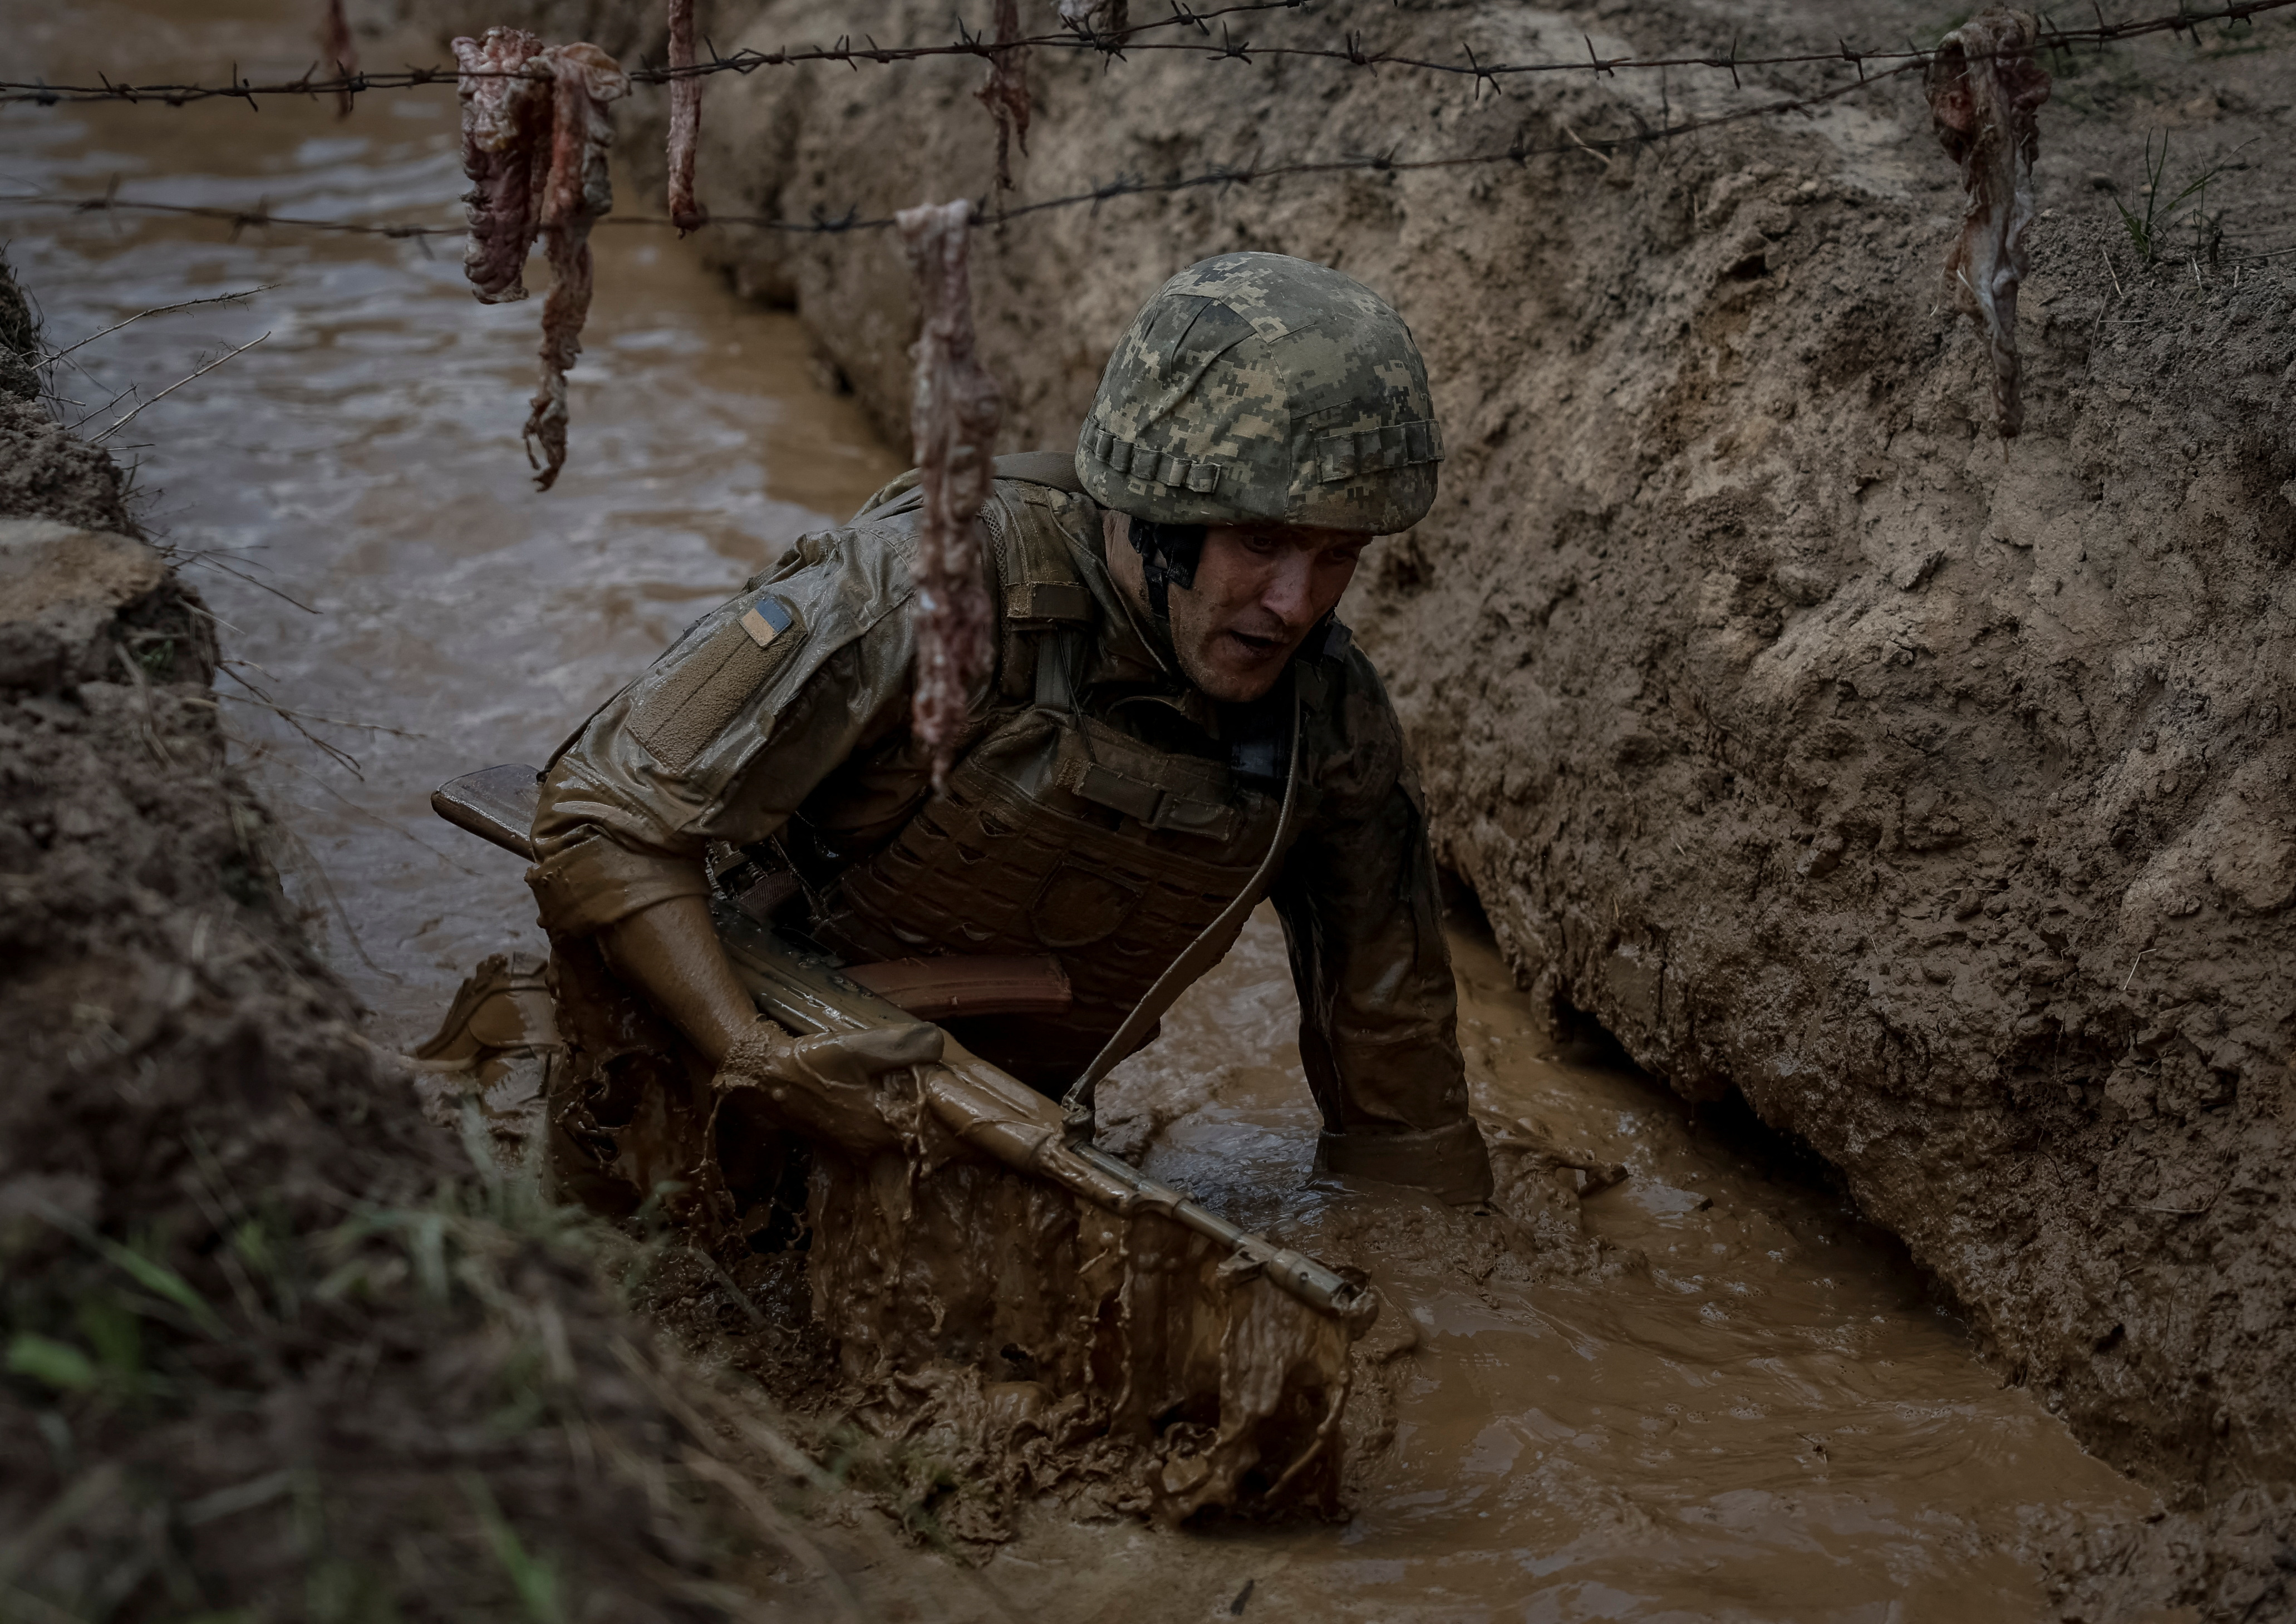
[529,465,1486,1190]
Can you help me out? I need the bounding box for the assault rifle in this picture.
[432,765,1376,1328]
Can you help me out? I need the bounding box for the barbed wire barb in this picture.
[1463,43,1502,99]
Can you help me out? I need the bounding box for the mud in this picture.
[804,1143,1359,1525]
[381,0,2296,1607]
[424,933,1368,1528]
[0,396,141,540]
[7,0,2290,1614]
[0,270,815,1619]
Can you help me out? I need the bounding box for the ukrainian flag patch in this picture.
[741,596,795,648]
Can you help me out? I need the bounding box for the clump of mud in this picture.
[0,259,138,539]
[807,1146,1357,1528]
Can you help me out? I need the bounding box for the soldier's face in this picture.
[1176,524,1369,702]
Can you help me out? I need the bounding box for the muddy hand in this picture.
[714,1021,945,1153]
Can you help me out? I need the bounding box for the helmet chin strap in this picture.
[1127,516,1206,628]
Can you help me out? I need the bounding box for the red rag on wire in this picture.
[453,31,628,489]
[1926,7,2051,439]
[523,43,629,491]
[976,0,1031,194]
[896,200,1003,787]
[318,0,357,119]
[453,28,551,304]
[666,0,709,232]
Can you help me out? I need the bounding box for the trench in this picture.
[2,1,2160,1615]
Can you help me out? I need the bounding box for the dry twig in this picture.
[41,283,278,365]
[88,329,269,442]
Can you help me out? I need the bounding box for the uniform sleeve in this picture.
[1271,650,1491,1199]
[527,519,922,937]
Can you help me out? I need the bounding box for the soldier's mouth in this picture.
[1223,628,1288,662]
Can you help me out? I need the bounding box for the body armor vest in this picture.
[803,483,1298,1094]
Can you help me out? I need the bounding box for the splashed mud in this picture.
[807,1144,1357,1525]
[429,938,1366,1527]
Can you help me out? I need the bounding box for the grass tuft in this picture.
[2111,131,2255,266]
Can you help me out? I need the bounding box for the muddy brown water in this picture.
[3,2,2157,1615]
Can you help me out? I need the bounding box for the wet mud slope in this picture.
[395,0,2296,1611]
[0,266,882,1622]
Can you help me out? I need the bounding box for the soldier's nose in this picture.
[1259,552,1317,625]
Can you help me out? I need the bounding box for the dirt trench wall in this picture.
[0,265,837,1622]
[410,0,2296,1519]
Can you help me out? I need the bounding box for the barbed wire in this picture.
[4,0,2289,109]
[1109,0,2296,90]
[0,0,1297,106]
[1,58,1928,244]
[10,45,2286,265]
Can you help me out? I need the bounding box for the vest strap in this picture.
[1060,668,1304,1135]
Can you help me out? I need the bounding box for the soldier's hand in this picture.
[713,1020,945,1154]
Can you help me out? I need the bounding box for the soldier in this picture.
[527,250,1492,1205]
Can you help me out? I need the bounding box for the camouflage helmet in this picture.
[1074,253,1443,534]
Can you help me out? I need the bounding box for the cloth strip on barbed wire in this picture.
[896,200,1002,788]
[976,0,1032,194]
[524,45,628,491]
[451,29,628,490]
[453,29,550,304]
[667,0,708,232]
[1925,6,2051,439]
